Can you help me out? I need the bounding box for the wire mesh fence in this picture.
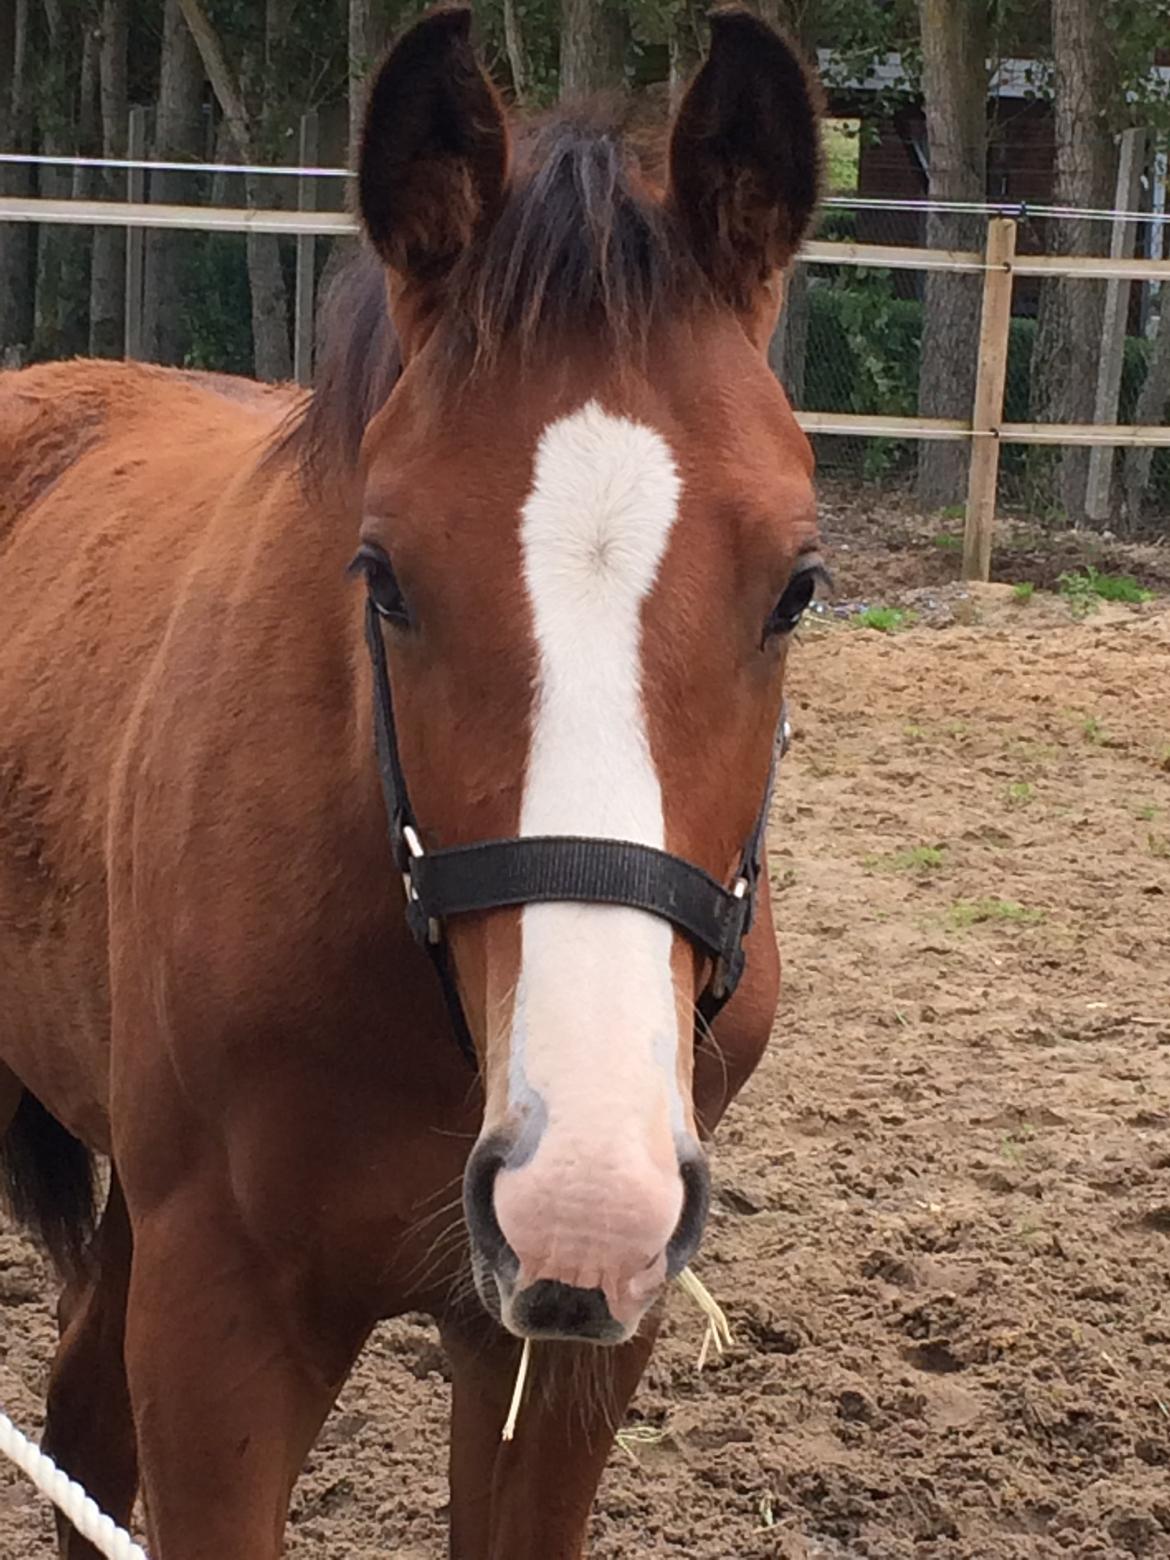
[781,204,1170,536]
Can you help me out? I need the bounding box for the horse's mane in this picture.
[280,106,707,481]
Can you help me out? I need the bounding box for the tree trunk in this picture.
[74,18,101,201]
[144,0,204,364]
[348,0,372,157]
[33,0,88,360]
[0,0,35,364]
[89,0,128,358]
[915,0,988,510]
[244,170,292,382]
[1123,305,1170,530]
[178,0,291,381]
[770,265,811,403]
[61,14,101,352]
[668,8,701,110]
[1029,0,1116,522]
[559,0,627,98]
[755,0,809,33]
[503,0,534,105]
[760,0,815,403]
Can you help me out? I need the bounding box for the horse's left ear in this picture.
[358,6,509,289]
[667,7,821,346]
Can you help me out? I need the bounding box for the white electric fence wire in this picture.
[0,153,1165,226]
[0,150,351,179]
[0,1408,150,1560]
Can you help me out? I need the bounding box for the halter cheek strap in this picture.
[365,597,787,1069]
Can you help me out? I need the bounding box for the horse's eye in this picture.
[352,544,411,627]
[764,567,819,640]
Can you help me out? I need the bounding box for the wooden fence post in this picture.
[124,106,146,360]
[294,111,318,389]
[962,216,1017,583]
[1086,126,1147,521]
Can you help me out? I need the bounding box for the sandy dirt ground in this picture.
[3,499,1170,1559]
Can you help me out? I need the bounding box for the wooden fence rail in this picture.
[2,195,1169,581]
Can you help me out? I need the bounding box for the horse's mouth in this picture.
[470,1246,638,1345]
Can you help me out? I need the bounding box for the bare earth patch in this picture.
[3,539,1169,1558]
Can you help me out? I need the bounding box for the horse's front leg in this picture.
[441,1315,659,1560]
[122,1177,368,1560]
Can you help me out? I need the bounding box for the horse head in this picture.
[351,4,823,1343]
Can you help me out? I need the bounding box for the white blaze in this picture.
[509,400,685,1141]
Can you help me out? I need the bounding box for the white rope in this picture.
[0,1409,150,1560]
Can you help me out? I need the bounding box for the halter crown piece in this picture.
[364,597,789,1067]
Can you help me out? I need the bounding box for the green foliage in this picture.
[809,286,1159,428]
[1081,715,1105,744]
[1100,1,1170,132]
[807,284,1170,505]
[1078,567,1152,604]
[823,119,861,193]
[183,236,255,377]
[1012,582,1035,603]
[810,272,919,419]
[853,605,915,632]
[1059,567,1153,611]
[947,899,1045,929]
[865,844,946,872]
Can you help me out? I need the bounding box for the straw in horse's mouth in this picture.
[499,1267,733,1441]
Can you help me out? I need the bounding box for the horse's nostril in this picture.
[511,1279,625,1342]
[666,1150,710,1276]
[463,1132,512,1271]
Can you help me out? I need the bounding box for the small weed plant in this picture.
[854,605,915,633]
[1012,582,1035,604]
[866,845,946,873]
[1059,566,1152,617]
[948,898,1044,929]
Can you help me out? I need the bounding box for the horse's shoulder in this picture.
[0,361,117,543]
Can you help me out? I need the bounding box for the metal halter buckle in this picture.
[401,825,442,944]
[708,876,751,999]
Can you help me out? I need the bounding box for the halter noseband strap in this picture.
[365,597,787,1069]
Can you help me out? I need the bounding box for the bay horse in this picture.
[0,7,823,1556]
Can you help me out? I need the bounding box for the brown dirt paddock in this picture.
[3,505,1170,1559]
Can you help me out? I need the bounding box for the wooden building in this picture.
[822,53,1169,319]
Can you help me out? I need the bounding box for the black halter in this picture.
[365,597,788,1069]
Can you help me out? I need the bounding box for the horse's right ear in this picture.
[358,7,509,288]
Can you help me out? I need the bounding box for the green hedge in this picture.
[804,280,1155,423]
[802,279,1169,505]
